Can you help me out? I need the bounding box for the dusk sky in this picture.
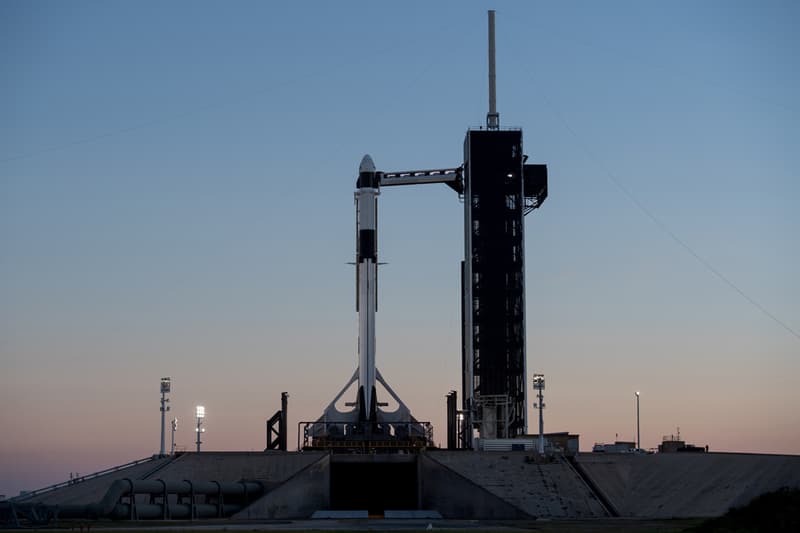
[1,1,798,497]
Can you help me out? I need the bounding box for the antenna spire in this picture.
[487,10,499,130]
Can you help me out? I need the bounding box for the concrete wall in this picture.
[577,452,800,518]
[20,452,325,510]
[153,451,324,484]
[21,449,799,520]
[428,451,607,519]
[420,454,531,519]
[16,456,172,505]
[233,454,330,520]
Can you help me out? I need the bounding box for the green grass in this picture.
[686,487,800,533]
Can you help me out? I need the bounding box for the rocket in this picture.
[355,154,379,422]
[308,154,451,442]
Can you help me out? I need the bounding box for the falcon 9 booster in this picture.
[355,154,379,422]
[306,155,457,446]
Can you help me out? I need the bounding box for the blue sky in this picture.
[1,1,798,497]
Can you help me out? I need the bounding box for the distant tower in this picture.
[159,377,171,456]
[533,374,546,453]
[195,405,205,452]
[462,10,548,444]
[635,391,641,450]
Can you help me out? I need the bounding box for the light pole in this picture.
[159,378,171,456]
[533,374,545,454]
[170,417,178,455]
[635,391,641,451]
[195,405,205,452]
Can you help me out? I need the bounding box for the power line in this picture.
[539,91,800,343]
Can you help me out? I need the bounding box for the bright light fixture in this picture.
[196,405,205,418]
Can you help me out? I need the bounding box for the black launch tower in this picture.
[456,10,548,445]
[461,130,547,442]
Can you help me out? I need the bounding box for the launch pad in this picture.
[305,11,548,450]
[301,154,443,451]
[3,12,800,529]
[6,450,799,525]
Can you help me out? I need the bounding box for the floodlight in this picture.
[161,377,171,393]
[196,405,205,419]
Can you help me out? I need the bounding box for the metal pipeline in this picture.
[46,478,264,521]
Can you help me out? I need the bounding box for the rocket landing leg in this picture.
[308,369,430,448]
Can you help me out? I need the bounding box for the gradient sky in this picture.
[1,1,798,497]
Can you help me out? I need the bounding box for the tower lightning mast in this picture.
[487,9,499,130]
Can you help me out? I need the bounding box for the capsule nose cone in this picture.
[359,154,376,173]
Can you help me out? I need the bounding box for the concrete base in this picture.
[233,454,330,520]
[14,450,800,521]
[577,452,800,518]
[384,510,443,519]
[420,454,531,519]
[311,510,368,519]
[427,451,607,518]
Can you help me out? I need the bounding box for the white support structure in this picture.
[170,417,177,455]
[195,405,205,452]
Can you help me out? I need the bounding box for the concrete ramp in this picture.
[12,456,173,505]
[384,510,443,519]
[426,451,607,518]
[421,454,530,519]
[152,451,324,484]
[577,452,800,518]
[233,454,330,519]
[311,510,367,518]
[15,452,325,514]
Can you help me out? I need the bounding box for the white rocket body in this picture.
[356,155,379,421]
[309,155,432,441]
